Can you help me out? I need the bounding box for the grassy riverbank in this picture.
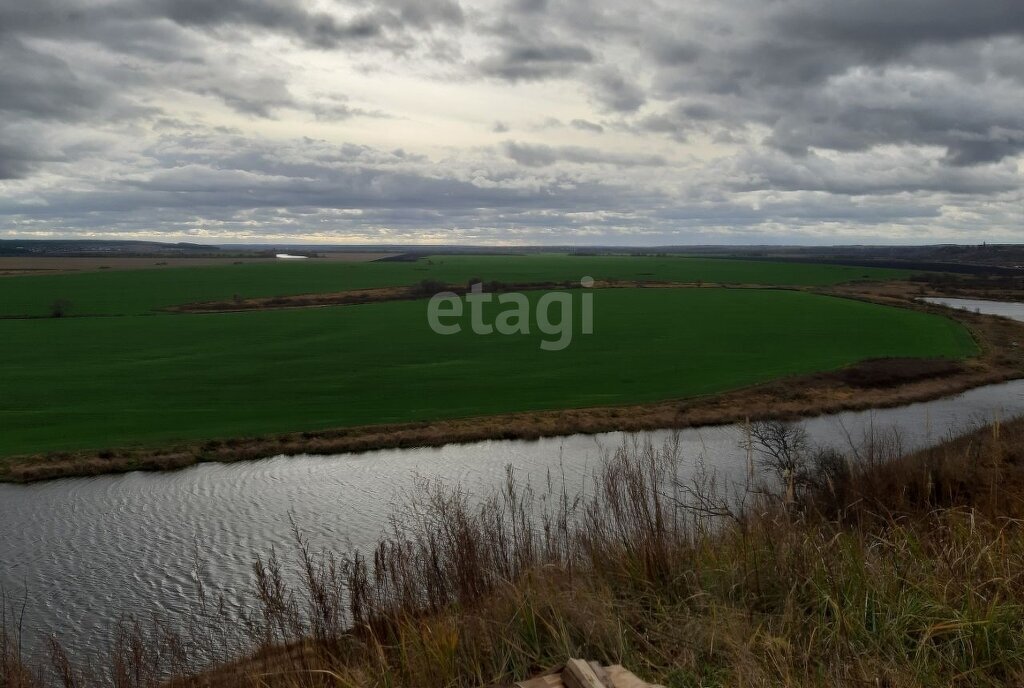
[4,415,1024,687]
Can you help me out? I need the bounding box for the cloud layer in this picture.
[1,0,1021,244]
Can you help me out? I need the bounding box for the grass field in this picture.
[0,254,914,317]
[0,287,975,458]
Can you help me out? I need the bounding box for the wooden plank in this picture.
[563,658,611,688]
[605,665,665,688]
[513,660,664,688]
[515,674,564,688]
[588,662,612,685]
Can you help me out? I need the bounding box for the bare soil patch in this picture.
[167,279,763,313]
[314,251,400,262]
[166,280,583,312]
[830,357,966,388]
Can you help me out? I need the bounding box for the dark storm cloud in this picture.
[946,137,1024,167]
[388,0,464,30]
[640,0,1024,167]
[727,150,1022,196]
[152,0,378,46]
[570,119,603,134]
[479,42,594,80]
[649,39,701,67]
[0,140,37,180]
[503,141,666,167]
[509,0,548,14]
[309,100,390,122]
[0,13,266,123]
[0,0,464,124]
[154,0,464,47]
[590,68,645,112]
[646,1,1024,94]
[634,99,741,143]
[0,36,145,177]
[774,0,1024,54]
[762,71,1024,165]
[0,0,464,49]
[0,38,108,120]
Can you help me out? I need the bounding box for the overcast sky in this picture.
[1,0,1022,245]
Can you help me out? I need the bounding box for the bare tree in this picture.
[740,420,810,484]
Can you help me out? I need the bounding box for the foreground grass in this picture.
[169,415,1024,687]
[5,414,1024,687]
[0,289,975,458]
[0,254,913,317]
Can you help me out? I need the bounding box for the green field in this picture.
[0,283,975,458]
[0,254,913,317]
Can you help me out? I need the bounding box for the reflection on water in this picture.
[922,296,1024,323]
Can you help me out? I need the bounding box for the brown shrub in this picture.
[836,357,964,388]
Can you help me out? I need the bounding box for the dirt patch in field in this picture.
[829,357,966,388]
[315,251,400,262]
[166,280,590,312]
[166,279,771,313]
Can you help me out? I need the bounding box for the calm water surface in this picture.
[922,296,1024,321]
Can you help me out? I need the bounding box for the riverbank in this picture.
[2,284,1021,483]
[6,409,1024,687]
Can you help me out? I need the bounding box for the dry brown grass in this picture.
[834,276,1024,304]
[814,413,1024,522]
[167,279,815,314]
[167,280,603,313]
[7,417,1024,687]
